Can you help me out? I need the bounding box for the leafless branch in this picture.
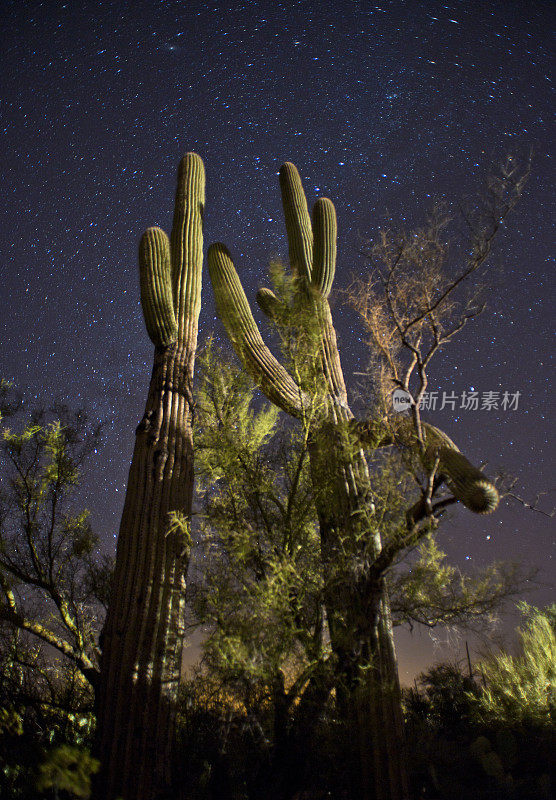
[503,485,555,518]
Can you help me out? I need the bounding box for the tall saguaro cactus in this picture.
[208,163,499,800]
[96,153,205,800]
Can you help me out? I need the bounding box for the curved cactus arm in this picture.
[279,162,313,284]
[435,446,499,514]
[352,416,499,514]
[139,227,177,346]
[421,423,499,513]
[311,197,337,298]
[208,243,308,417]
[170,152,205,342]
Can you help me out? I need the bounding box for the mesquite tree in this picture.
[207,163,501,800]
[0,400,103,691]
[96,153,205,800]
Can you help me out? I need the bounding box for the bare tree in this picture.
[350,154,531,561]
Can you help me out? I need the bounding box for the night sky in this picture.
[1,0,554,682]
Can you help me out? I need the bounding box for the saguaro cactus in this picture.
[96,153,205,800]
[208,162,499,800]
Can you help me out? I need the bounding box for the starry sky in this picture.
[1,0,554,681]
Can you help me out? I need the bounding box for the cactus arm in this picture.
[281,165,346,403]
[279,162,313,284]
[170,152,205,343]
[435,447,499,514]
[311,198,337,297]
[208,243,307,417]
[352,415,499,514]
[139,227,177,346]
[283,172,345,402]
[421,423,499,513]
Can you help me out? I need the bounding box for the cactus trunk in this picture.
[309,414,409,800]
[95,154,204,800]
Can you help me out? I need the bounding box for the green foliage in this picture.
[0,398,104,685]
[404,664,556,800]
[167,509,193,560]
[471,604,556,729]
[404,610,555,800]
[190,335,532,800]
[0,706,23,736]
[404,661,479,736]
[35,744,99,798]
[192,339,324,698]
[0,391,103,798]
[195,338,281,489]
[389,531,528,631]
[0,633,97,799]
[263,259,329,407]
[192,334,529,712]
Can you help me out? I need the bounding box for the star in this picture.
[0,0,552,681]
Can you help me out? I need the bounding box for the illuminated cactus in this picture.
[428,430,499,514]
[208,162,499,800]
[96,153,205,800]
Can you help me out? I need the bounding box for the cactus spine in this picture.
[208,162,499,800]
[96,153,205,800]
